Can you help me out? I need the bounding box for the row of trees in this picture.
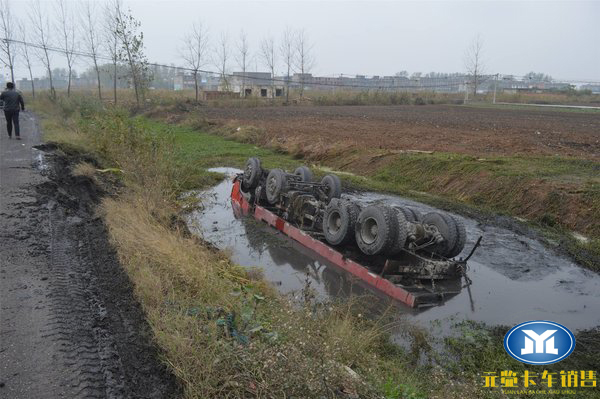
[0,0,317,105]
[181,25,314,101]
[0,0,149,105]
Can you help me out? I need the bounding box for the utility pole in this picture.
[493,73,499,104]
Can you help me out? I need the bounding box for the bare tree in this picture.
[0,0,17,84]
[81,0,102,100]
[56,0,77,96]
[260,35,277,99]
[30,0,55,99]
[104,0,121,103]
[115,5,150,107]
[18,23,35,97]
[464,34,485,98]
[181,22,209,102]
[280,27,294,103]
[236,30,250,97]
[214,31,230,91]
[294,28,314,97]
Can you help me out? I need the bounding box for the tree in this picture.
[0,0,17,84]
[294,28,314,97]
[214,31,230,91]
[181,22,209,102]
[56,0,77,96]
[464,34,485,97]
[280,27,294,103]
[236,30,250,97]
[18,23,35,97]
[30,0,55,99]
[81,0,102,100]
[395,71,409,78]
[260,35,277,99]
[104,0,121,103]
[115,6,150,107]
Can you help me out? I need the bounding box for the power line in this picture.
[10,37,593,89]
[2,37,482,90]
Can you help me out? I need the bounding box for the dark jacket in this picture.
[0,89,25,112]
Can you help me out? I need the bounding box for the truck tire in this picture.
[446,216,467,258]
[294,166,313,182]
[389,208,409,254]
[323,199,360,246]
[321,174,342,202]
[396,206,415,222]
[266,168,287,204]
[422,211,458,258]
[410,208,423,222]
[242,157,262,189]
[355,205,398,256]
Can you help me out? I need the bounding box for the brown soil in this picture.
[192,104,600,159]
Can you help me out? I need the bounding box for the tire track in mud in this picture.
[0,114,180,398]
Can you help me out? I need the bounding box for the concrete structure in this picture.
[227,72,284,98]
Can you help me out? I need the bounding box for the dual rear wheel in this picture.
[327,203,466,258]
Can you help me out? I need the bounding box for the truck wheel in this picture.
[294,166,313,182]
[266,168,287,204]
[446,216,467,258]
[321,174,342,202]
[410,208,423,222]
[422,212,458,258]
[323,199,359,246]
[396,206,415,222]
[389,208,409,254]
[242,157,262,189]
[355,205,398,256]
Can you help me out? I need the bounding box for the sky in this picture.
[4,0,600,82]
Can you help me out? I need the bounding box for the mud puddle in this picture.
[186,168,600,331]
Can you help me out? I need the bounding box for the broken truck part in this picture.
[231,157,479,308]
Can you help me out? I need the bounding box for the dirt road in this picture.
[0,114,179,398]
[195,104,600,159]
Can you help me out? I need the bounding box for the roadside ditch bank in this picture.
[31,99,599,398]
[32,102,496,398]
[0,141,180,398]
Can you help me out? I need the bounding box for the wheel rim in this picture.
[327,210,342,235]
[360,217,378,245]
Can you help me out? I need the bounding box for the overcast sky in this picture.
[6,0,600,82]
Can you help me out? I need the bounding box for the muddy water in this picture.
[186,168,600,331]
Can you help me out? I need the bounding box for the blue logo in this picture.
[504,320,576,365]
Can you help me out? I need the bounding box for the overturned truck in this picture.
[231,157,479,308]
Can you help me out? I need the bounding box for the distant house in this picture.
[226,72,284,98]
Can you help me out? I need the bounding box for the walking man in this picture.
[1,82,25,140]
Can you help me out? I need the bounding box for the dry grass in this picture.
[101,192,415,398]
[72,162,97,178]
[32,95,507,398]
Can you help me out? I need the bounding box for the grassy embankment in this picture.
[148,103,600,272]
[33,94,600,399]
[34,95,499,399]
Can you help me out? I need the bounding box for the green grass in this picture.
[141,118,301,172]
